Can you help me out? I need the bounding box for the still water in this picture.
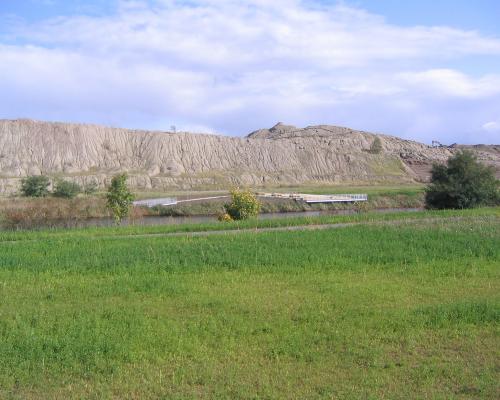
[47,208,421,229]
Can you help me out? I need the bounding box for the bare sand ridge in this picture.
[0,119,498,193]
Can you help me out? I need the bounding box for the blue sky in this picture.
[1,0,499,143]
[353,1,500,34]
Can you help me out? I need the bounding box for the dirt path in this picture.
[107,222,357,239]
[80,216,477,240]
[1,216,493,244]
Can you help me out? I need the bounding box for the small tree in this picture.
[425,150,499,209]
[20,175,50,197]
[106,173,134,223]
[369,136,383,154]
[53,180,81,199]
[224,188,261,220]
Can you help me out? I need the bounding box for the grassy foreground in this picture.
[0,211,499,398]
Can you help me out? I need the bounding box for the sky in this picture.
[0,0,499,144]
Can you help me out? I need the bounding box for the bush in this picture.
[217,212,233,222]
[53,180,81,199]
[224,188,261,220]
[84,181,99,195]
[20,175,51,197]
[353,201,370,213]
[425,150,499,209]
[369,136,383,154]
[106,173,134,223]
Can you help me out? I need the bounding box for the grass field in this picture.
[0,210,499,398]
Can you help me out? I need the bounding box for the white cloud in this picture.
[1,0,500,143]
[14,1,500,69]
[482,121,500,132]
[398,69,500,98]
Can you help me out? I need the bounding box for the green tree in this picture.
[106,174,134,223]
[53,180,81,199]
[425,150,499,209]
[369,136,383,154]
[224,188,261,220]
[20,175,51,197]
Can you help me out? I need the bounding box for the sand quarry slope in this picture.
[0,119,498,193]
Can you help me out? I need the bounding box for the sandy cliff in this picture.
[0,119,497,193]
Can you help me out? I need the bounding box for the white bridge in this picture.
[257,193,368,203]
[133,196,229,208]
[134,193,368,208]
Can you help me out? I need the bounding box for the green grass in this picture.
[0,211,499,398]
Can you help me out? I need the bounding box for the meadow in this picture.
[0,209,498,398]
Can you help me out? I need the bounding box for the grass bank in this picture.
[0,212,498,398]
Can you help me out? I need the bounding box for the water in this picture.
[38,208,422,229]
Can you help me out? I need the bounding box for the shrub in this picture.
[425,150,499,209]
[20,175,50,197]
[84,181,99,195]
[353,201,370,213]
[369,136,383,154]
[224,188,261,220]
[53,180,81,199]
[106,173,134,224]
[218,212,233,222]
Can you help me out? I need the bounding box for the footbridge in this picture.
[256,193,368,203]
[134,193,368,208]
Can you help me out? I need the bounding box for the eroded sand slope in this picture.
[1,119,497,193]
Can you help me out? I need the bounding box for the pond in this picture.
[32,208,422,229]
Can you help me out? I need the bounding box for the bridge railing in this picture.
[332,194,368,201]
[133,198,178,207]
[302,194,368,203]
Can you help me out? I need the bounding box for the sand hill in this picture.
[0,119,498,193]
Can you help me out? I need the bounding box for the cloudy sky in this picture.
[1,0,499,144]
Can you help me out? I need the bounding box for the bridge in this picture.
[133,196,229,208]
[133,193,368,208]
[257,193,368,203]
